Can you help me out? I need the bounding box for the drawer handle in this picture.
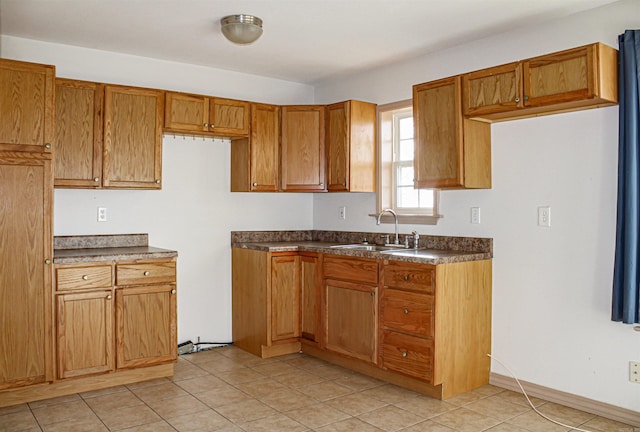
[402,351,408,358]
[403,275,409,281]
[143,271,150,276]
[171,289,177,294]
[403,308,409,315]
[82,275,89,280]
[106,294,112,300]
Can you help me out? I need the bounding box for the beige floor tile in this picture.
[485,423,532,432]
[285,356,330,371]
[273,369,328,388]
[308,364,354,380]
[216,368,266,385]
[580,415,640,432]
[180,349,225,365]
[239,413,307,432]
[286,402,351,428]
[31,400,96,426]
[506,411,572,432]
[114,420,176,431]
[333,373,385,391]
[132,381,189,403]
[96,404,161,431]
[361,384,420,404]
[326,392,388,416]
[217,347,263,366]
[393,395,456,419]
[235,378,289,397]
[250,360,299,377]
[315,417,384,431]
[174,374,228,394]
[41,416,109,432]
[465,396,529,421]
[474,385,505,397]
[167,408,234,431]
[297,380,353,401]
[80,384,129,399]
[196,386,254,409]
[171,361,211,381]
[443,389,487,407]
[358,405,426,431]
[257,388,318,411]
[399,420,458,431]
[213,399,277,423]
[537,402,596,425]
[198,357,249,374]
[0,410,40,431]
[493,389,547,408]
[431,407,501,432]
[125,377,170,390]
[84,390,143,413]
[0,403,30,416]
[146,394,209,419]
[28,393,81,409]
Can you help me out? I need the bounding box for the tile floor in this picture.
[0,346,637,432]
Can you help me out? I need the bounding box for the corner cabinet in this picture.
[413,76,491,189]
[280,105,326,192]
[326,100,377,192]
[103,85,164,189]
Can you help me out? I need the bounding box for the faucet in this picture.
[376,208,399,245]
[412,230,420,249]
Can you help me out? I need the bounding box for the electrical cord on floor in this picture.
[488,354,595,432]
[193,341,233,352]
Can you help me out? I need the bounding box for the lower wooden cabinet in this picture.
[300,253,320,344]
[270,254,301,342]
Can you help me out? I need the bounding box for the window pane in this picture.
[399,116,413,140]
[418,189,434,208]
[398,139,414,161]
[397,186,419,208]
[398,165,414,186]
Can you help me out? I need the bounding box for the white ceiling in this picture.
[0,0,619,85]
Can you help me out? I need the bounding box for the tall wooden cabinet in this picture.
[326,100,377,192]
[281,105,326,192]
[413,76,491,189]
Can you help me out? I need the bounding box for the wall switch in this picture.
[630,361,640,383]
[471,207,481,224]
[97,207,107,222]
[538,206,551,227]
[339,206,346,220]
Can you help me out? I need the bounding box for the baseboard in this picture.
[490,372,640,427]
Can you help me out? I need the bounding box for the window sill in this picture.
[369,213,442,225]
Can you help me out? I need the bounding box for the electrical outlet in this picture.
[471,207,481,224]
[339,206,346,220]
[97,207,107,222]
[538,206,551,227]
[630,361,640,383]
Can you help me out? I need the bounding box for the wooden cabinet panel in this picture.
[326,100,376,192]
[57,290,114,379]
[322,255,378,285]
[0,152,52,390]
[380,289,434,337]
[462,62,522,117]
[210,98,249,136]
[103,85,164,189]
[164,92,209,133]
[116,284,177,369]
[0,59,54,152]
[281,106,325,191]
[301,254,320,343]
[54,79,104,187]
[271,255,301,341]
[325,279,377,363]
[413,76,491,189]
[383,261,434,293]
[381,330,433,382]
[56,265,112,291]
[116,261,176,286]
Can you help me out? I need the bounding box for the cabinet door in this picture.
[281,106,325,191]
[462,62,522,117]
[326,102,349,191]
[0,59,55,152]
[0,153,52,389]
[103,85,164,189]
[164,92,209,134]
[54,79,104,188]
[300,254,319,343]
[251,103,279,191]
[325,279,377,363]
[57,290,114,379]
[210,98,250,136]
[115,284,177,369]
[271,255,301,341]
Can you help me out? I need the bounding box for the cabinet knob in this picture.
[155,179,161,184]
[204,123,209,128]
[44,259,51,265]
[514,97,521,103]
[403,308,409,315]
[44,143,51,149]
[320,183,324,187]
[370,290,375,297]
[524,95,529,101]
[171,289,177,294]
[143,271,150,276]
[210,124,215,129]
[252,182,258,187]
[403,275,409,281]
[82,275,89,281]
[106,294,112,300]
[93,177,99,182]
[402,351,408,358]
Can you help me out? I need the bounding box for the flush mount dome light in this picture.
[221,14,263,45]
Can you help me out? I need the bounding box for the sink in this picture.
[379,248,458,258]
[330,244,395,251]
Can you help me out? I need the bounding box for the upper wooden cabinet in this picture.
[231,103,280,192]
[165,92,249,137]
[326,100,377,192]
[103,85,164,189]
[413,76,491,189]
[463,43,618,121]
[281,105,326,192]
[0,59,55,152]
[54,78,104,188]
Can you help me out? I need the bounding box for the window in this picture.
[376,100,439,224]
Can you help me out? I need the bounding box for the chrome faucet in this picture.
[376,208,399,245]
[412,230,420,249]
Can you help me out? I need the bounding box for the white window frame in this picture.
[374,99,441,225]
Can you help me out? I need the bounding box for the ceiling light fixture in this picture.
[220,14,263,45]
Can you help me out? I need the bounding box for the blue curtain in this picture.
[613,30,640,324]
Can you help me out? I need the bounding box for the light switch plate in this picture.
[538,206,551,227]
[97,207,107,222]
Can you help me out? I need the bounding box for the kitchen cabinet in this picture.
[115,260,177,369]
[231,103,280,192]
[326,100,377,192]
[323,255,378,364]
[0,150,53,390]
[165,92,250,137]
[55,263,114,379]
[462,42,618,121]
[281,105,326,192]
[103,85,164,189]
[413,76,491,189]
[0,58,55,153]
[54,78,104,188]
[232,248,303,358]
[300,253,321,344]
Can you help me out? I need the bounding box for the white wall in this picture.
[313,0,640,412]
[1,35,315,345]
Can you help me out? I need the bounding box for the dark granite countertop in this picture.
[53,234,178,264]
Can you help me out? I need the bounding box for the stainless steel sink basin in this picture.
[330,244,395,251]
[379,248,457,258]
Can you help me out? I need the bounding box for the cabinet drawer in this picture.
[56,265,113,291]
[116,261,176,286]
[383,261,434,293]
[380,289,434,337]
[323,255,377,284]
[382,330,433,382]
